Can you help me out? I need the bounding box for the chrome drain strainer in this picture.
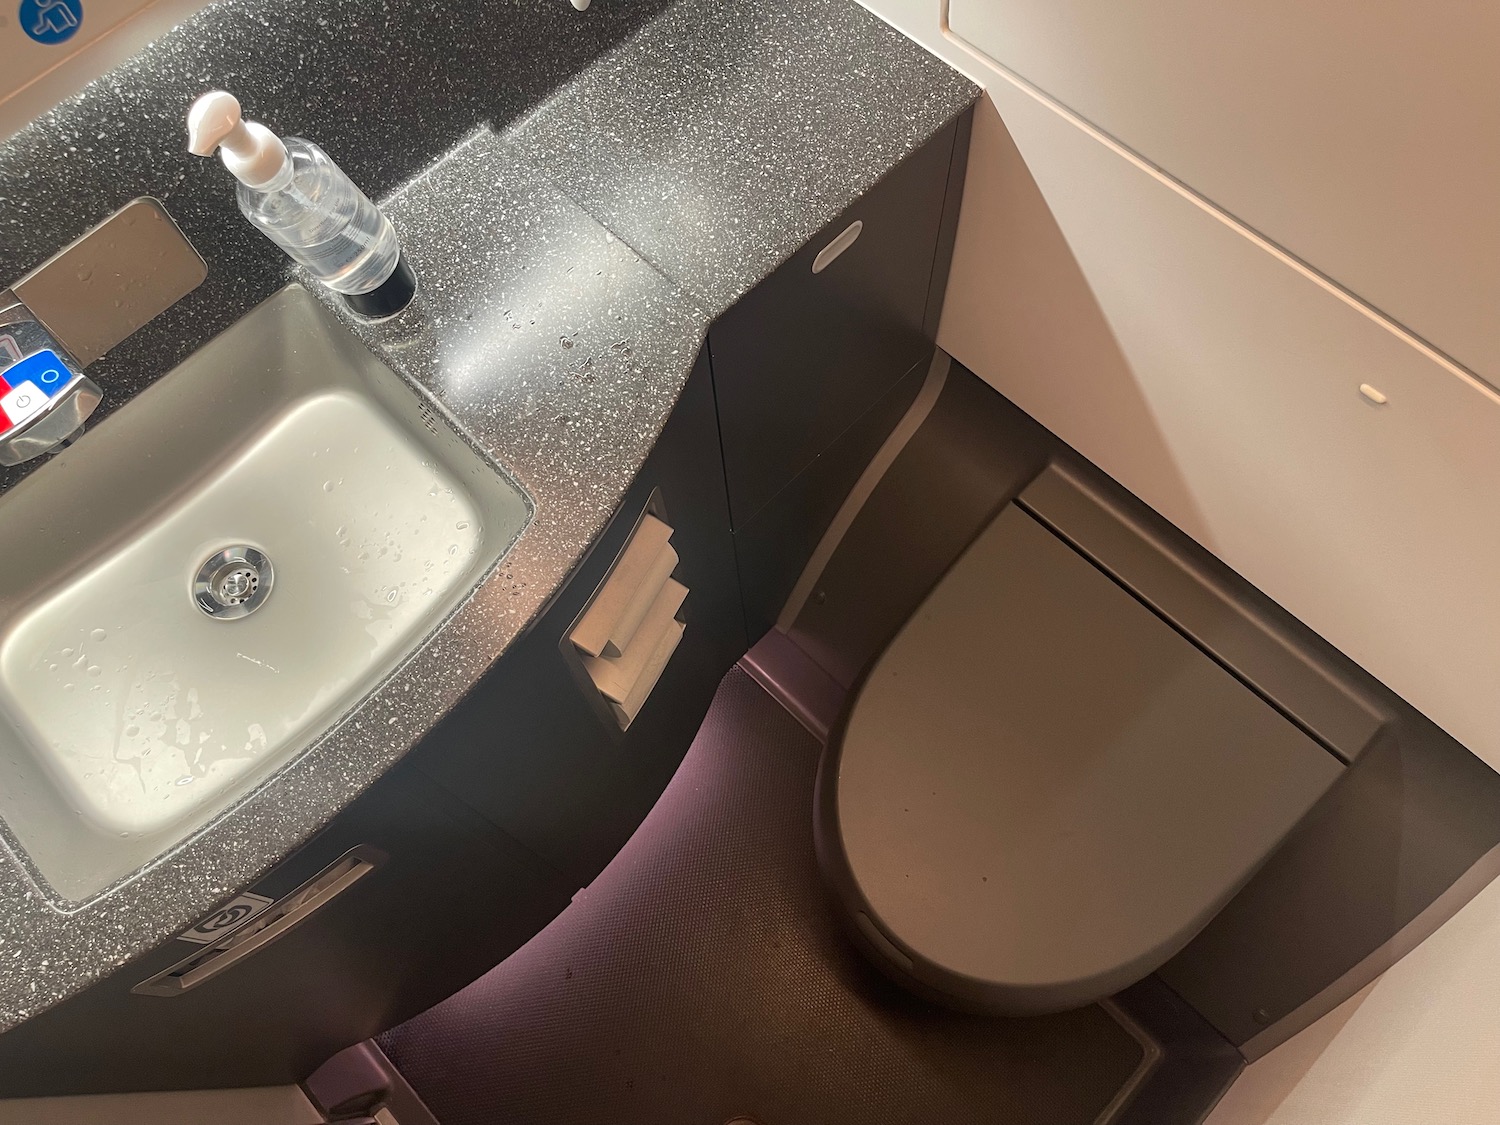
[194,545,274,620]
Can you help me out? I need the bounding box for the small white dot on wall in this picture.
[1359,384,1389,405]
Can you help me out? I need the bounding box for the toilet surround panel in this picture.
[814,460,1381,1016]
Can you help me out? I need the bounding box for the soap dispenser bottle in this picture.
[186,90,416,318]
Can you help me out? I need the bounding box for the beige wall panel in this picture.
[944,0,1500,386]
[940,86,1500,771]
[0,0,213,141]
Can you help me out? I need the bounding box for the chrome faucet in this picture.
[0,293,101,467]
[0,198,205,466]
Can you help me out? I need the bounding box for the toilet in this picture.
[814,470,1347,1016]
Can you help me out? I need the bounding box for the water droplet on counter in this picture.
[124,725,139,738]
[90,629,107,642]
[87,665,102,678]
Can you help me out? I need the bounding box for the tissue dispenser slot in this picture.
[569,511,688,729]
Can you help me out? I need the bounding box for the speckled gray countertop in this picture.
[0,0,975,1030]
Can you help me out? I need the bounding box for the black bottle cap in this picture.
[344,253,417,319]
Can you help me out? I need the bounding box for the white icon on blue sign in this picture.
[19,0,83,45]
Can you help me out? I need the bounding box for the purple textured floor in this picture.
[380,667,1142,1125]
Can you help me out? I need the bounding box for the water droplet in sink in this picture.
[124,725,140,738]
[90,629,107,642]
[456,521,470,530]
[63,683,75,693]
[87,665,102,678]
[175,776,194,787]
[323,480,336,493]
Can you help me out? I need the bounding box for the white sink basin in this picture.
[0,285,531,904]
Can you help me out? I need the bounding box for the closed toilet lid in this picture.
[826,505,1343,1014]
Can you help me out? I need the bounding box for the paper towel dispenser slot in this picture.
[570,513,677,659]
[568,500,688,729]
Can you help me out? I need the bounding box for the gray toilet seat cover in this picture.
[833,505,1342,1009]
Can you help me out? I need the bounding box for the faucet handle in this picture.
[0,291,101,466]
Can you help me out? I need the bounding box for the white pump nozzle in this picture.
[186,91,289,190]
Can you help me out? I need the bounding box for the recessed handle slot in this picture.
[133,847,384,996]
[812,220,863,275]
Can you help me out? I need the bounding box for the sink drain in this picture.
[194,546,274,620]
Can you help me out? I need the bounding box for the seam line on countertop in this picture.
[935,0,1500,408]
[500,136,702,309]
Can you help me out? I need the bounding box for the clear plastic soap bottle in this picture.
[186,90,416,318]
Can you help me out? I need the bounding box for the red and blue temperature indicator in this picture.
[0,350,76,436]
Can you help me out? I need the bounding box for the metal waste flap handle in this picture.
[133,846,385,997]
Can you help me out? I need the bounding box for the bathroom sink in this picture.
[0,285,531,904]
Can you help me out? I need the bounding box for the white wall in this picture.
[944,0,1500,383]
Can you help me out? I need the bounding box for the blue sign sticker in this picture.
[19,0,83,45]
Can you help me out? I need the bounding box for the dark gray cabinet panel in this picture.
[410,350,747,887]
[735,354,928,640]
[709,118,962,531]
[0,765,571,1098]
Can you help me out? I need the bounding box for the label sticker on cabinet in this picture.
[177,891,275,944]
